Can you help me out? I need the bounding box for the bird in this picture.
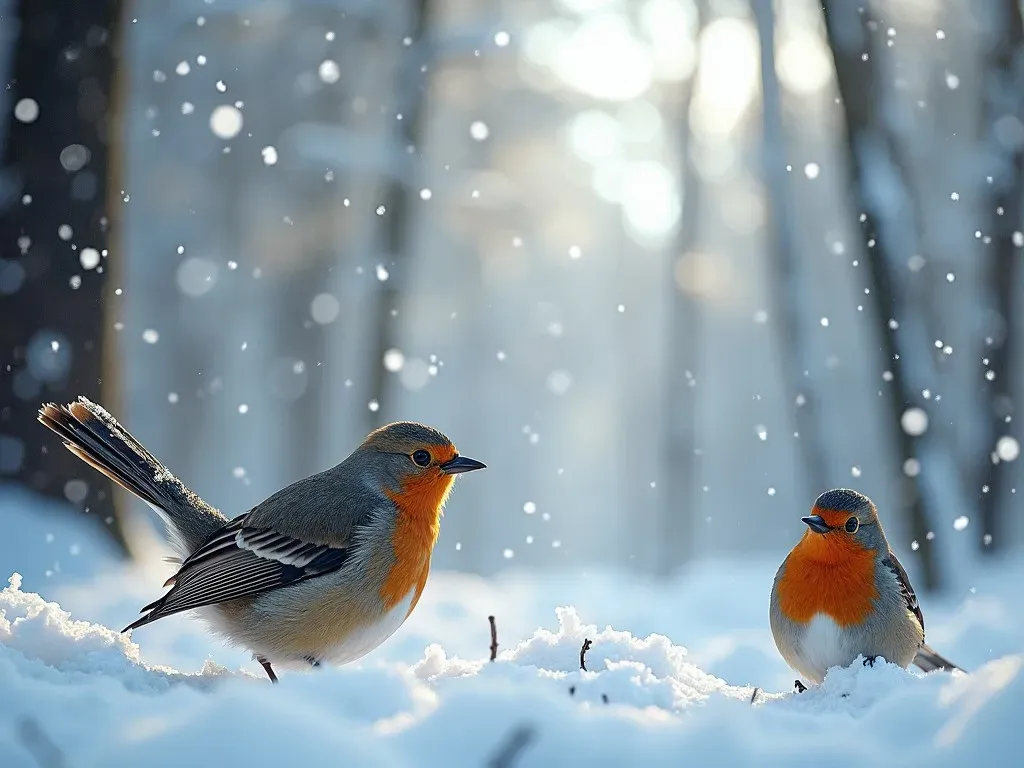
[770,488,963,691]
[37,396,486,682]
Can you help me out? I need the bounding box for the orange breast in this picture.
[777,533,877,627]
[380,468,454,615]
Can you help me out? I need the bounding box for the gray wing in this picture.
[882,551,925,635]
[123,514,354,632]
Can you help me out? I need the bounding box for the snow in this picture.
[2,491,1024,767]
[2,571,1023,767]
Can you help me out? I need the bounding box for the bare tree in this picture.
[366,0,434,430]
[820,1,967,590]
[0,0,129,553]
[660,1,707,575]
[753,0,828,499]
[977,0,1024,553]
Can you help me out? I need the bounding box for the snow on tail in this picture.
[38,397,226,556]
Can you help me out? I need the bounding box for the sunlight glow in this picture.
[640,0,699,82]
[566,110,623,163]
[620,161,680,242]
[692,17,759,138]
[552,14,653,101]
[776,30,833,95]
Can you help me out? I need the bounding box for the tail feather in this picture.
[39,403,163,510]
[38,397,226,556]
[914,643,965,675]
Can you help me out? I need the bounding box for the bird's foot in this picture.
[794,679,807,694]
[257,656,279,683]
[304,656,322,669]
[862,655,878,668]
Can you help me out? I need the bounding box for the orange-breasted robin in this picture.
[770,488,964,690]
[38,396,485,682]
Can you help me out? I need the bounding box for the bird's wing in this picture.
[882,551,925,635]
[123,513,355,632]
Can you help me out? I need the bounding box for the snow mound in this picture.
[1,573,1021,768]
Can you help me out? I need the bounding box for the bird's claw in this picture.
[794,679,807,693]
[863,655,877,668]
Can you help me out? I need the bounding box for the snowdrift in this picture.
[2,572,1022,768]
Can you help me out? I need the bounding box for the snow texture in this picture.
[2,487,1023,766]
[2,571,1024,767]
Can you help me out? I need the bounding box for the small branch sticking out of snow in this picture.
[488,615,498,662]
[750,687,761,705]
[580,638,593,671]
[485,723,537,768]
[16,716,66,768]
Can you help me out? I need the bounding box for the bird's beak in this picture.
[440,454,487,475]
[801,515,832,534]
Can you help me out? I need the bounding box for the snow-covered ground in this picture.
[2,487,1023,766]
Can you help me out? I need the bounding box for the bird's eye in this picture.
[412,449,431,467]
[845,517,859,533]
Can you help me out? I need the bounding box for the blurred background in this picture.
[1,0,1022,600]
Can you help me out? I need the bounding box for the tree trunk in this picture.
[0,0,128,553]
[753,0,828,499]
[366,0,433,430]
[660,0,706,575]
[821,0,947,590]
[977,0,1024,553]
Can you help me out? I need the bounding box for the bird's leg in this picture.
[863,655,877,668]
[794,679,808,694]
[257,656,279,683]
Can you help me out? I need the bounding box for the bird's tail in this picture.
[38,397,226,556]
[913,643,965,675]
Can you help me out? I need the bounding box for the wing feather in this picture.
[124,514,355,632]
[882,551,925,635]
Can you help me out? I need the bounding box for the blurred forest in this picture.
[1,0,1021,593]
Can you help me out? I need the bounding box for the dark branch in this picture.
[485,724,537,768]
[488,615,498,662]
[579,638,593,671]
[16,717,66,768]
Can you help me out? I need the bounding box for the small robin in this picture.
[38,396,485,682]
[770,488,963,691]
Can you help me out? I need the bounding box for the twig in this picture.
[488,615,498,662]
[16,716,66,768]
[485,723,537,768]
[579,638,592,671]
[749,687,761,705]
[571,639,609,702]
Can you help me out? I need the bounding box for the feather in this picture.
[123,515,355,632]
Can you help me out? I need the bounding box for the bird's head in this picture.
[357,421,486,518]
[798,488,887,557]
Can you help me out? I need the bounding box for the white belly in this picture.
[322,589,415,665]
[796,613,861,683]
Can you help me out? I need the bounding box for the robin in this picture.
[38,396,485,682]
[770,488,963,691]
